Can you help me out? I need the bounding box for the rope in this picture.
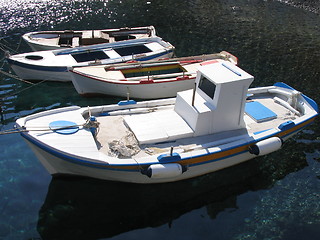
[0,127,28,135]
[15,37,23,53]
[0,121,90,135]
[0,36,22,55]
[0,114,104,135]
[0,68,34,84]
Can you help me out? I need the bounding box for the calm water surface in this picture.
[0,0,319,239]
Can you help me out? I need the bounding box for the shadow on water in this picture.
[37,147,308,240]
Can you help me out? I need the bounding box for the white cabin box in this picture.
[174,61,254,136]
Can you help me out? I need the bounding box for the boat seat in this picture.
[124,110,194,144]
[72,37,80,47]
[245,101,277,122]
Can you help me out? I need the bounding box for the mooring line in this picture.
[0,36,22,55]
[0,68,34,85]
[0,118,93,135]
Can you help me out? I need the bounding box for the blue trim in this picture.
[157,153,181,162]
[99,112,110,116]
[303,94,319,114]
[280,119,314,139]
[274,82,319,113]
[7,58,68,72]
[253,129,272,135]
[274,82,294,90]
[118,100,137,105]
[278,121,295,131]
[222,63,241,76]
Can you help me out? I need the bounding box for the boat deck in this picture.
[95,95,297,159]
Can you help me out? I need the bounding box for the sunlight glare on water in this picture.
[0,0,115,35]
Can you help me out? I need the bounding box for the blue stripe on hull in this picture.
[7,58,68,72]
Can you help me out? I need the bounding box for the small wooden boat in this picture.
[15,60,318,183]
[69,51,238,99]
[23,26,157,51]
[7,37,175,82]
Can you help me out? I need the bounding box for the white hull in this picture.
[10,64,70,82]
[8,37,175,82]
[71,72,195,99]
[25,137,257,183]
[26,42,63,52]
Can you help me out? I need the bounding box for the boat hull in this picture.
[25,41,62,52]
[20,115,316,184]
[71,73,196,99]
[8,61,70,82]
[23,134,258,183]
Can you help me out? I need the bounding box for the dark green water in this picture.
[0,0,319,239]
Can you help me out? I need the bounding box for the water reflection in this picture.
[37,153,307,240]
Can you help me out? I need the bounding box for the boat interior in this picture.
[35,29,153,48]
[73,58,227,83]
[93,88,300,159]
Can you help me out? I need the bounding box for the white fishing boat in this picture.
[69,51,237,99]
[15,60,318,183]
[23,26,157,51]
[7,37,174,82]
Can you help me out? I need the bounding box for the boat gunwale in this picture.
[70,67,196,85]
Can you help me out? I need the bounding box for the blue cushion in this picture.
[245,101,277,122]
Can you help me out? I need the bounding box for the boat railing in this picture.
[85,98,176,117]
[20,106,82,126]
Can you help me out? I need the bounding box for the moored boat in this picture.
[7,37,174,82]
[23,26,157,51]
[69,51,237,99]
[15,60,318,183]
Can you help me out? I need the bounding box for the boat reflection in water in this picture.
[37,154,307,240]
